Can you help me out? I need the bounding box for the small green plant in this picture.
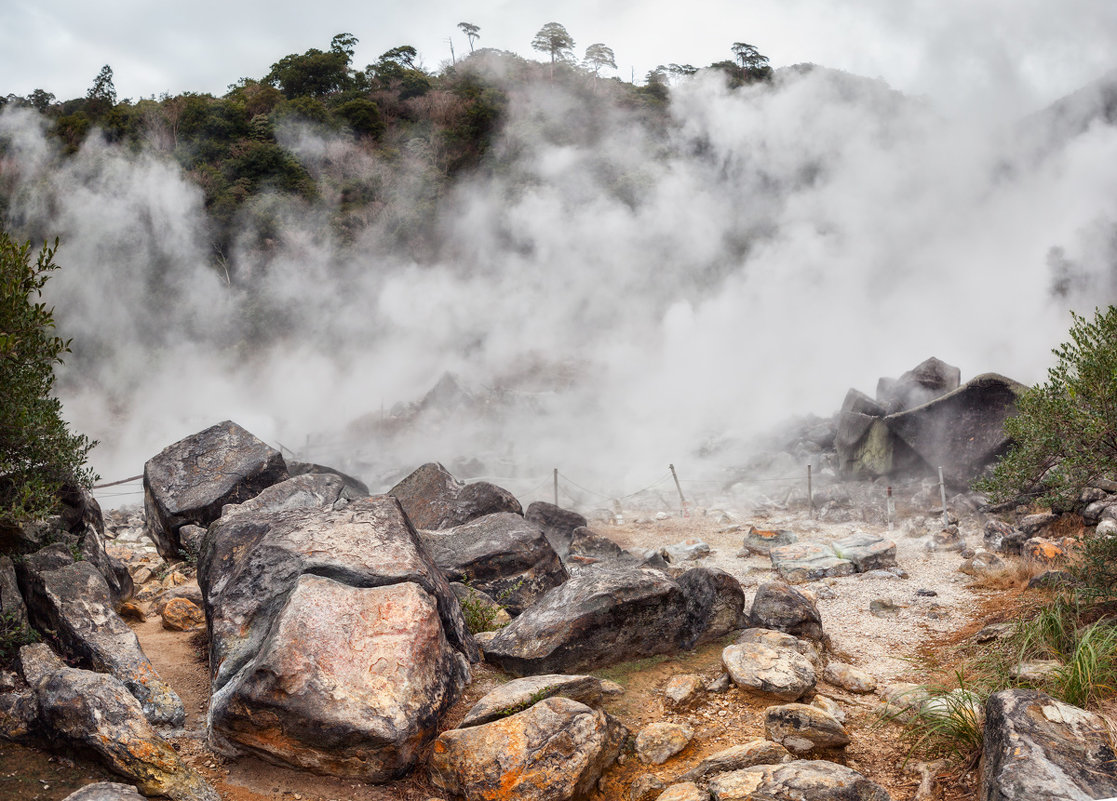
[885,672,987,776]
[458,578,514,634]
[0,610,41,665]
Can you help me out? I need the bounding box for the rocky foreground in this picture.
[2,417,1117,801]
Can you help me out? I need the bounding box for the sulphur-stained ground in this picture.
[7,500,1000,801]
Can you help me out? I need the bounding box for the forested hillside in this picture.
[0,31,771,263]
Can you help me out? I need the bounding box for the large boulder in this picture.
[876,357,961,414]
[199,495,478,780]
[886,374,1026,487]
[143,420,288,559]
[525,502,588,560]
[483,567,745,676]
[388,462,522,530]
[419,512,569,615]
[429,696,625,801]
[34,664,216,801]
[981,689,1117,800]
[16,554,184,726]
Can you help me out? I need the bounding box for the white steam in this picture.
[2,63,1117,504]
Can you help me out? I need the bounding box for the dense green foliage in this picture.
[976,306,1117,509]
[1,33,771,258]
[0,234,96,527]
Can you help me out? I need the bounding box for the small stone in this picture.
[635,721,693,765]
[811,695,846,724]
[117,601,147,622]
[869,598,903,617]
[916,588,938,597]
[131,566,153,585]
[822,661,877,694]
[664,674,705,708]
[1012,659,1063,683]
[628,774,665,801]
[705,672,732,693]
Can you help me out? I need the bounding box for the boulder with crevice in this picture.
[419,512,568,615]
[143,420,288,559]
[388,462,521,531]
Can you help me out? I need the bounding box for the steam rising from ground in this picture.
[3,65,1117,501]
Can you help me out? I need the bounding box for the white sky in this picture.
[3,0,1116,115]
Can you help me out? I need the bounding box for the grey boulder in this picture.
[143,420,288,559]
[388,462,522,530]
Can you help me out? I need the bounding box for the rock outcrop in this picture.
[143,420,288,559]
[16,554,184,726]
[706,760,890,800]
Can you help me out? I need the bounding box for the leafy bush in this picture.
[976,306,1117,509]
[0,233,97,528]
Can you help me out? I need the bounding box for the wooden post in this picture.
[887,485,895,530]
[808,464,814,519]
[669,464,687,517]
[553,468,559,507]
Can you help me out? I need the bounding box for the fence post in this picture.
[669,464,688,517]
[808,464,814,519]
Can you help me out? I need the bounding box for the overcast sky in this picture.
[3,0,1116,115]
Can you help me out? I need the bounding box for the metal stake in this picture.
[669,464,688,517]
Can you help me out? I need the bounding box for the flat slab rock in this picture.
[770,535,896,583]
[678,739,792,783]
[769,543,854,584]
[982,689,1117,801]
[707,759,891,801]
[460,674,624,728]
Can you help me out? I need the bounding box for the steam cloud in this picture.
[2,63,1117,504]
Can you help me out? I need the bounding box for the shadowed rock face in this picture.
[199,495,478,781]
[419,512,568,615]
[525,502,588,560]
[982,689,1117,801]
[388,462,522,531]
[143,420,288,559]
[483,566,745,676]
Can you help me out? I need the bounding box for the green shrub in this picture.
[0,610,40,665]
[976,306,1117,510]
[0,233,97,528]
